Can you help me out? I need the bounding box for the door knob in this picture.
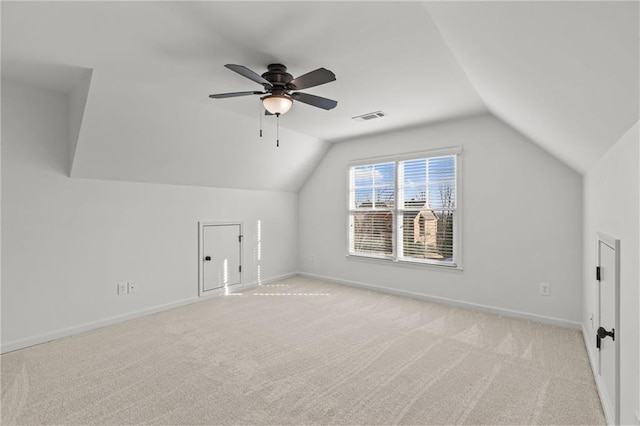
[204,256,211,261]
[596,326,615,350]
[597,326,615,340]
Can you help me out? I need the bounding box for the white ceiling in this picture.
[2,1,638,191]
[425,1,639,174]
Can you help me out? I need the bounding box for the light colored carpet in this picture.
[1,277,604,425]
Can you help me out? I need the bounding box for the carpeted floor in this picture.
[1,277,604,425]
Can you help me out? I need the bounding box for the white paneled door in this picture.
[200,223,242,294]
[596,233,620,425]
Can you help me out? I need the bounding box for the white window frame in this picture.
[346,147,463,270]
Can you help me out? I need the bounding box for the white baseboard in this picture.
[582,324,613,425]
[1,271,578,354]
[1,272,296,354]
[299,272,582,330]
[1,296,198,354]
[257,272,299,285]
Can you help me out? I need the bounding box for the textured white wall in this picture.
[1,81,298,351]
[582,121,639,425]
[298,114,583,325]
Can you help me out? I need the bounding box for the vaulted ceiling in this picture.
[2,1,638,191]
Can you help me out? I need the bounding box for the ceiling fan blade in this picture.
[291,92,337,110]
[288,68,336,90]
[209,91,265,99]
[225,64,272,88]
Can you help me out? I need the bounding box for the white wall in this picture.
[298,114,583,325]
[1,81,298,352]
[583,121,639,425]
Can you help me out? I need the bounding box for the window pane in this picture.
[351,162,395,208]
[350,211,393,256]
[428,156,456,210]
[401,210,455,262]
[400,155,455,210]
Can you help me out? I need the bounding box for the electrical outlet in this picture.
[539,282,550,296]
[127,282,137,294]
[117,283,127,295]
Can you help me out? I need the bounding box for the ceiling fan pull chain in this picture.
[276,113,280,147]
[259,100,263,137]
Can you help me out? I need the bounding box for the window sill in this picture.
[345,253,463,272]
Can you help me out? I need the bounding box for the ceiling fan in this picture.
[209,63,337,116]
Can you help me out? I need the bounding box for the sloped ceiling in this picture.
[2,1,638,191]
[425,1,639,174]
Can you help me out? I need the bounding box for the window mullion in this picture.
[425,158,430,208]
[394,160,401,260]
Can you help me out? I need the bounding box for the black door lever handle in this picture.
[204,256,211,261]
[597,326,615,341]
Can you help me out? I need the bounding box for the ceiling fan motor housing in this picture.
[262,64,293,90]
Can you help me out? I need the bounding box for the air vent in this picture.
[352,111,387,122]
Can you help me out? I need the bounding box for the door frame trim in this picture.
[198,221,243,297]
[595,232,620,426]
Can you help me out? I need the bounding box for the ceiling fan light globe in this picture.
[263,95,293,115]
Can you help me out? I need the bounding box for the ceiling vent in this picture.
[352,111,387,122]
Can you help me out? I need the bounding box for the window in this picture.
[348,148,460,268]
